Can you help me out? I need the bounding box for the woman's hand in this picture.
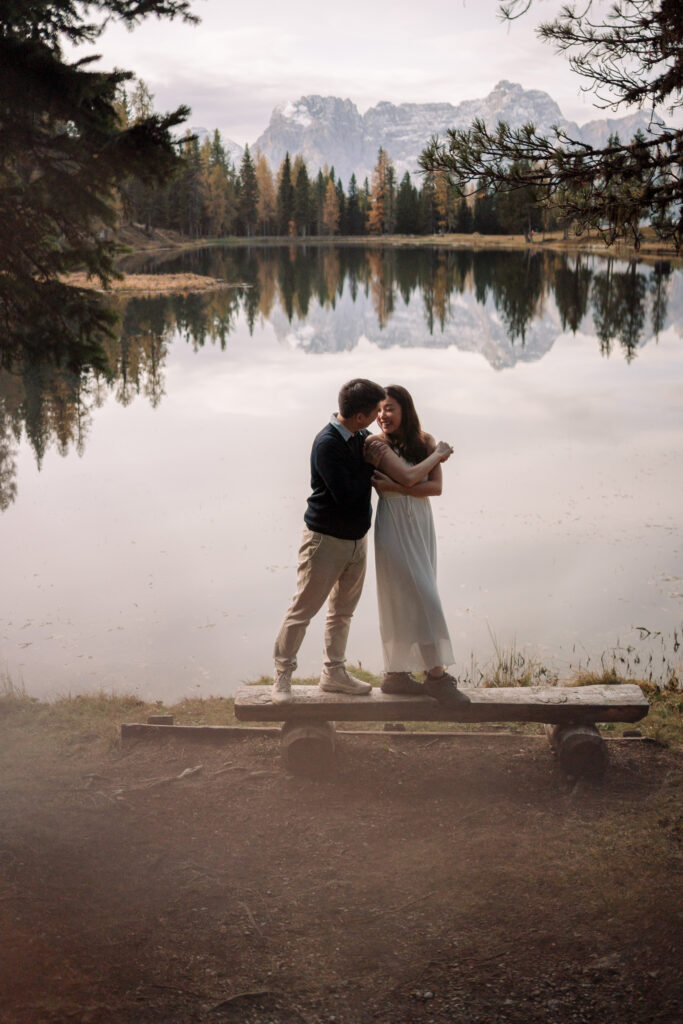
[435,441,454,462]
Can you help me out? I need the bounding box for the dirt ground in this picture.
[0,716,681,1024]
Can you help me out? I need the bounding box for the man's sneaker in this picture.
[319,669,372,696]
[271,672,293,704]
[424,671,469,705]
[381,672,426,696]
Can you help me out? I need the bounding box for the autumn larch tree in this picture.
[322,178,340,235]
[255,153,277,235]
[368,148,396,235]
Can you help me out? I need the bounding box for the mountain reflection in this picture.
[121,245,673,358]
[0,245,677,511]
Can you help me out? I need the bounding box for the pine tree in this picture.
[210,130,229,174]
[314,170,328,235]
[276,154,295,235]
[395,173,420,234]
[346,174,363,235]
[419,168,437,234]
[176,135,203,238]
[454,197,474,234]
[335,178,347,235]
[238,146,259,237]
[0,0,195,370]
[359,178,371,233]
[495,161,542,238]
[472,184,500,234]
[292,158,312,236]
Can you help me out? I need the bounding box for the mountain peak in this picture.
[253,83,657,185]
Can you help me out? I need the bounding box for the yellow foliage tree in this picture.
[199,139,228,236]
[255,153,276,235]
[367,148,395,235]
[322,179,340,236]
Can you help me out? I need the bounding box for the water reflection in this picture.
[0,245,679,512]
[123,244,675,356]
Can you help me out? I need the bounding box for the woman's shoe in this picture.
[424,671,469,705]
[381,672,426,696]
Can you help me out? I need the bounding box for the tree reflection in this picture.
[488,250,544,343]
[1,244,677,509]
[591,260,648,361]
[553,254,592,334]
[0,396,18,511]
[650,261,672,338]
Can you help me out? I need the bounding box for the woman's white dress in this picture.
[366,438,454,673]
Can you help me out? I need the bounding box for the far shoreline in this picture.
[115,224,682,266]
[63,225,680,295]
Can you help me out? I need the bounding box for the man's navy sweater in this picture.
[304,423,374,540]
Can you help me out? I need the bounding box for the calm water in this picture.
[1,244,681,700]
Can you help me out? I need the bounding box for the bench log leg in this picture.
[545,723,608,778]
[281,721,336,776]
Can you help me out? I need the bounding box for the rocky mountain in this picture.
[252,81,659,184]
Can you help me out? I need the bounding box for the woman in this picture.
[364,385,467,705]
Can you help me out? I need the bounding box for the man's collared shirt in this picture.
[329,412,353,442]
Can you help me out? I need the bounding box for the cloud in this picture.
[73,0,643,142]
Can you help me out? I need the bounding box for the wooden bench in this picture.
[234,683,649,778]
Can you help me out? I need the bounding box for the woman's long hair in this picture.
[383,385,429,464]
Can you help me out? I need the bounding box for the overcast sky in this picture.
[81,0,632,144]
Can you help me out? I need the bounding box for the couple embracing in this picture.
[272,378,467,706]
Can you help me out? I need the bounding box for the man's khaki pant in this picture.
[273,527,367,677]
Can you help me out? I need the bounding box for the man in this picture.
[272,378,386,704]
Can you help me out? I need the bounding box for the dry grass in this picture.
[61,271,232,295]
[2,667,680,748]
[111,222,682,265]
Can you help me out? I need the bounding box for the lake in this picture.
[1,244,681,701]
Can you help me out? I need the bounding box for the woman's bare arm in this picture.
[372,469,442,497]
[365,432,451,487]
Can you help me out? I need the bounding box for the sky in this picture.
[73,0,635,146]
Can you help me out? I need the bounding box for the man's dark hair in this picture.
[338,379,385,418]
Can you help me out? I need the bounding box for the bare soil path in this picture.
[0,715,680,1024]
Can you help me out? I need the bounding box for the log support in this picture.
[545,722,608,778]
[281,720,337,776]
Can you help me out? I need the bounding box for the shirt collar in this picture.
[330,413,355,442]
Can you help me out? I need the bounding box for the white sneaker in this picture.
[271,672,293,704]
[319,670,372,696]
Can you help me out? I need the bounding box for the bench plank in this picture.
[234,684,648,725]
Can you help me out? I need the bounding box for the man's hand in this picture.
[372,470,399,493]
[435,441,454,462]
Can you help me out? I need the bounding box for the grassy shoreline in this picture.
[2,670,680,749]
[115,223,681,266]
[63,225,680,295]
